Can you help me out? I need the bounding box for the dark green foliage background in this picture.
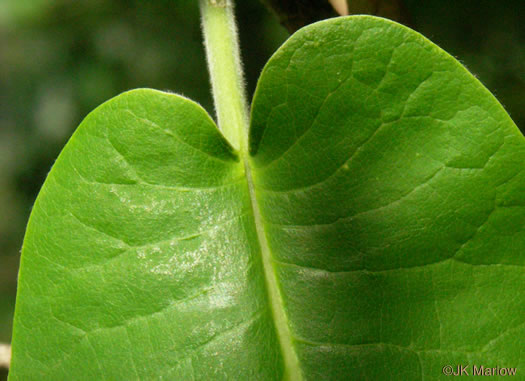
[0,0,523,378]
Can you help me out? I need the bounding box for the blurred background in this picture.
[0,0,523,378]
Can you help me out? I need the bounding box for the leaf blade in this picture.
[10,89,284,380]
[250,15,525,379]
[10,16,525,380]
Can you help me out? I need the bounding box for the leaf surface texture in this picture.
[10,16,525,380]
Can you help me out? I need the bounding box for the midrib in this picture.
[199,1,303,378]
[241,153,304,381]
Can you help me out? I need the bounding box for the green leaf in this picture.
[249,16,525,379]
[10,16,524,380]
[10,90,283,379]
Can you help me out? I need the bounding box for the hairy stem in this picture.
[199,0,249,150]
